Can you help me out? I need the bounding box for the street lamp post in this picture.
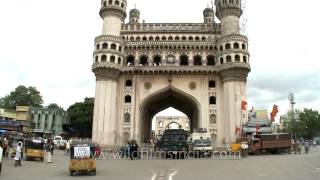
[288,93,296,140]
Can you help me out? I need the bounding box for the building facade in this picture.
[154,116,190,139]
[29,107,69,136]
[92,0,251,147]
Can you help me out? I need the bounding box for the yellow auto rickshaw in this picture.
[69,141,97,176]
[25,139,45,162]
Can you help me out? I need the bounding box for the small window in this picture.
[125,95,131,103]
[220,57,224,64]
[111,43,117,50]
[154,55,162,66]
[126,80,133,87]
[168,36,173,41]
[234,42,240,49]
[225,43,231,50]
[95,56,99,62]
[110,55,115,63]
[243,56,248,63]
[149,36,154,41]
[142,36,147,41]
[242,44,246,50]
[119,46,122,52]
[118,57,122,64]
[140,55,148,66]
[162,36,166,41]
[126,55,135,66]
[180,55,189,65]
[96,44,100,50]
[103,1,107,6]
[188,36,194,41]
[194,55,202,66]
[219,46,223,51]
[101,55,107,62]
[202,37,206,41]
[210,96,216,105]
[108,0,112,5]
[136,37,141,41]
[209,80,216,88]
[226,55,232,62]
[102,43,108,49]
[195,36,200,41]
[121,3,125,8]
[235,55,240,62]
[182,36,187,41]
[207,55,215,66]
[155,36,160,41]
[175,36,180,41]
[130,37,134,41]
[115,1,119,5]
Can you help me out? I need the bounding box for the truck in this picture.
[249,133,291,154]
[156,129,189,159]
[188,128,212,157]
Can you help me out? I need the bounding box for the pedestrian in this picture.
[313,141,317,148]
[46,140,54,163]
[14,142,22,167]
[133,142,139,159]
[304,141,309,154]
[4,138,9,158]
[129,142,134,160]
[65,140,70,155]
[0,143,3,176]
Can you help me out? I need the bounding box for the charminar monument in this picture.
[91,0,250,147]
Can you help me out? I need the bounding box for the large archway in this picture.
[139,87,200,141]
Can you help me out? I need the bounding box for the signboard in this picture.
[74,146,90,158]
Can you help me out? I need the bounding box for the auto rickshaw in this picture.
[69,141,97,176]
[25,139,45,161]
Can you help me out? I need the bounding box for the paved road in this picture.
[1,148,320,180]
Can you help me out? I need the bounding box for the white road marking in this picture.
[151,173,157,180]
[168,169,178,180]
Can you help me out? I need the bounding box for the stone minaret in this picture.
[92,0,127,146]
[215,0,250,144]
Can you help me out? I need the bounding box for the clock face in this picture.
[167,56,175,64]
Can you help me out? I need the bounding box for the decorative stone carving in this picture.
[189,82,196,90]
[219,68,249,83]
[144,82,152,90]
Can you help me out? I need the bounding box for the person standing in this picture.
[46,140,54,163]
[14,142,22,167]
[0,144,3,175]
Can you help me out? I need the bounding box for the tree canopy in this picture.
[282,108,320,139]
[0,85,43,109]
[67,97,94,138]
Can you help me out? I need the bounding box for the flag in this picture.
[235,126,241,135]
[270,104,279,122]
[241,100,247,111]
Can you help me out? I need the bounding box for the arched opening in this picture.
[235,55,241,62]
[115,0,119,5]
[155,36,160,41]
[121,3,125,8]
[108,0,112,5]
[110,55,115,63]
[175,36,180,41]
[149,36,154,41]
[234,42,240,49]
[242,43,246,50]
[188,36,194,41]
[136,37,141,41]
[118,57,122,64]
[219,46,223,51]
[130,37,134,41]
[193,55,202,66]
[139,55,148,66]
[180,54,189,65]
[162,36,167,41]
[102,43,108,49]
[207,55,215,66]
[220,57,224,64]
[101,55,107,62]
[140,87,200,141]
[153,55,162,66]
[182,36,187,41]
[118,46,122,52]
[226,55,232,62]
[225,43,231,50]
[168,36,173,41]
[125,95,132,103]
[201,37,206,41]
[95,56,99,63]
[103,1,107,6]
[126,55,135,66]
[96,44,100,50]
[111,43,117,50]
[142,36,147,41]
[195,36,200,41]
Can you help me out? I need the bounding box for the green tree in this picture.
[0,85,43,109]
[67,97,94,138]
[299,109,320,139]
[47,103,63,110]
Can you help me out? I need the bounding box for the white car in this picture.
[53,136,66,149]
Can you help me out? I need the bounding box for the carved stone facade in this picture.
[91,0,251,147]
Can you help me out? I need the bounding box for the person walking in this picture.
[304,141,310,154]
[65,140,70,155]
[14,142,22,167]
[0,144,3,176]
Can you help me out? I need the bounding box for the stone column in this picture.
[219,68,249,145]
[92,69,120,146]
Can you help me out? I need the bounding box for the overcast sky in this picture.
[0,0,319,118]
